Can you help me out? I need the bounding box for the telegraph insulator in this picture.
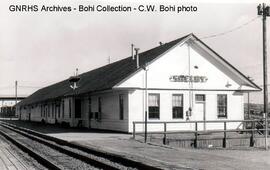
[266,6,270,16]
[258,4,263,15]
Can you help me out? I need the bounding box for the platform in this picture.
[2,120,270,170]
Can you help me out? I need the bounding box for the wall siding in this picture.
[129,90,244,133]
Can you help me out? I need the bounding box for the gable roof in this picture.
[18,33,261,107]
[193,36,261,92]
[18,34,190,106]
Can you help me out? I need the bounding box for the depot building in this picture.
[16,34,261,133]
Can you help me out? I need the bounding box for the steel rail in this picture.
[0,129,62,170]
[0,123,119,170]
[0,121,162,170]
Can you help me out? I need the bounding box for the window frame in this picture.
[195,94,206,102]
[52,103,55,118]
[148,93,160,119]
[119,94,124,120]
[48,105,50,117]
[217,94,227,118]
[172,94,184,119]
[69,99,72,118]
[98,97,102,113]
[40,105,43,117]
[57,104,60,118]
[75,99,81,118]
[97,97,102,121]
[88,97,93,119]
[62,100,65,118]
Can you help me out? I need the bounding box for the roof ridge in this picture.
[17,33,192,106]
[79,33,191,77]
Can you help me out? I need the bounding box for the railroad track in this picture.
[0,135,30,170]
[0,121,161,170]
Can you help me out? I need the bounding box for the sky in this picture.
[0,0,269,104]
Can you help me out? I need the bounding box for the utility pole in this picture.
[15,80,18,119]
[15,80,18,105]
[258,3,270,150]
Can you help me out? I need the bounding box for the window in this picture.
[57,104,60,118]
[88,97,92,119]
[41,105,45,117]
[90,112,94,119]
[97,97,102,121]
[69,99,72,118]
[62,100,65,118]
[95,112,99,120]
[48,105,50,117]
[52,104,55,118]
[119,94,124,120]
[172,94,183,119]
[41,105,43,117]
[148,94,160,119]
[217,94,227,118]
[98,97,102,113]
[195,94,205,102]
[75,99,81,118]
[45,106,48,118]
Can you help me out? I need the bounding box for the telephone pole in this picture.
[258,3,270,150]
[15,80,18,105]
[15,80,18,119]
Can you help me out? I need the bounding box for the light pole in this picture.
[69,68,80,126]
[69,68,80,91]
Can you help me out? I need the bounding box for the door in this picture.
[194,94,206,131]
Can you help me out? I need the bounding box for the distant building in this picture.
[16,34,261,132]
[0,106,15,118]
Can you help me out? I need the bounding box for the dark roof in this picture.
[18,34,190,106]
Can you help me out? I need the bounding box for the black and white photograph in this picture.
[0,0,269,169]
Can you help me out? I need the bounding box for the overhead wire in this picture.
[200,16,260,40]
[197,16,263,89]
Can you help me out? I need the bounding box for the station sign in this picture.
[169,75,208,83]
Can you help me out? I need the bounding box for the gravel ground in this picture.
[0,134,45,170]
[61,145,137,170]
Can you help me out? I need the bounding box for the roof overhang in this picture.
[189,34,262,91]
